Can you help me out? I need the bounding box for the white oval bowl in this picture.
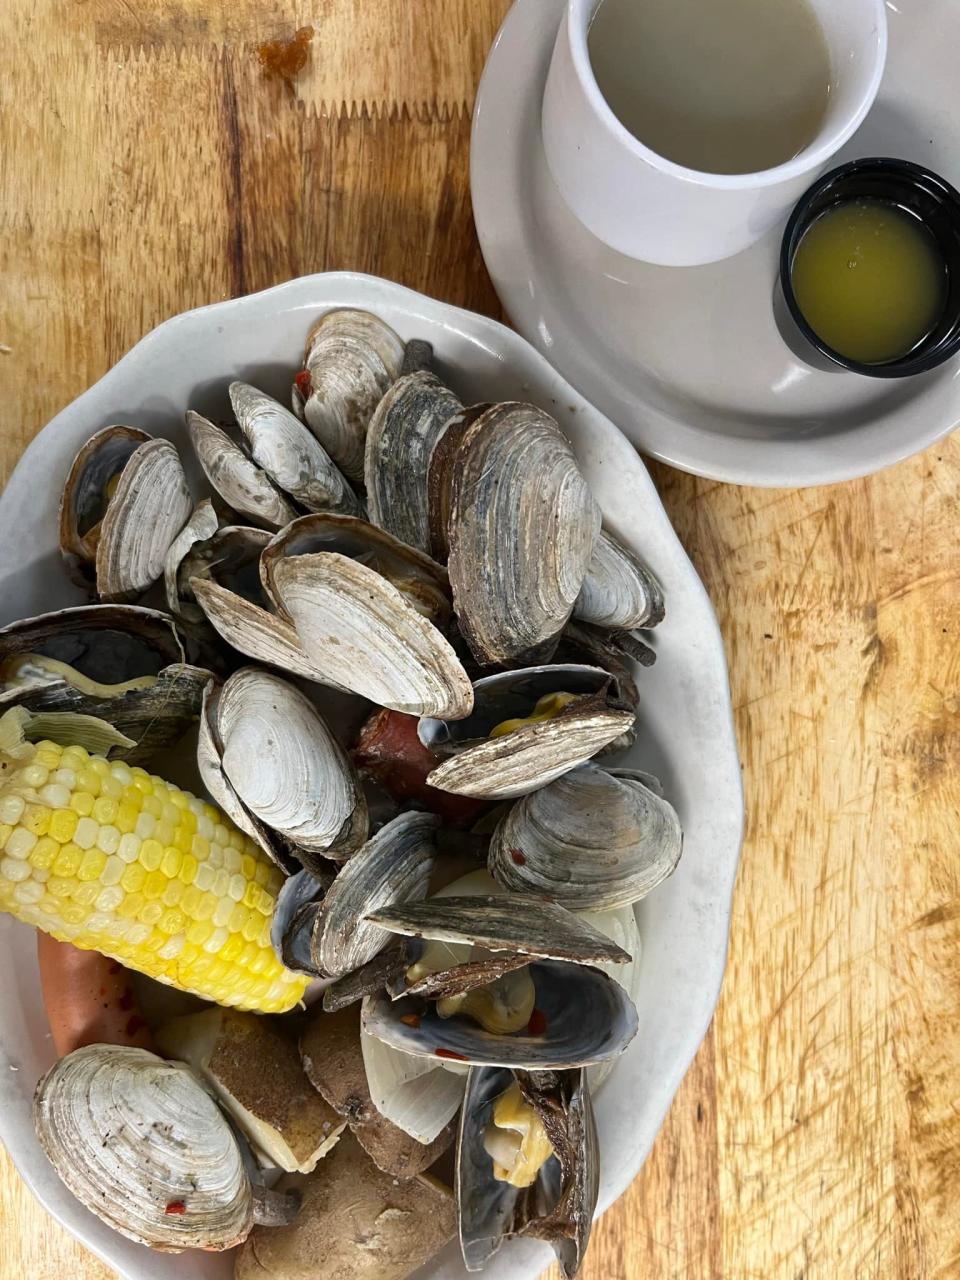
[0,273,743,1280]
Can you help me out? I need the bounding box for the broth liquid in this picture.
[588,0,832,175]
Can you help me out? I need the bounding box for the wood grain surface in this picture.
[1,2,958,1278]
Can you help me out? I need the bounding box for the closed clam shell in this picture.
[488,762,683,911]
[0,603,209,764]
[456,1065,598,1280]
[186,410,297,531]
[295,308,405,481]
[58,425,151,584]
[269,551,473,719]
[446,403,601,666]
[260,513,451,628]
[95,438,193,602]
[216,667,368,860]
[426,403,491,563]
[196,680,300,873]
[364,371,463,554]
[33,1044,253,1251]
[230,381,361,517]
[362,958,637,1070]
[574,530,665,631]
[418,664,636,800]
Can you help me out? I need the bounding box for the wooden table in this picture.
[2,1,958,1277]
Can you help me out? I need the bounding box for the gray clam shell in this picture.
[361,959,637,1069]
[456,1066,598,1279]
[364,371,463,554]
[574,529,665,631]
[418,664,636,800]
[488,762,683,911]
[186,410,297,531]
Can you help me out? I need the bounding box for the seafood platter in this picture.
[0,275,742,1280]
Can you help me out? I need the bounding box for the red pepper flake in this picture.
[527,1009,547,1036]
[399,1013,421,1029]
[165,1201,186,1215]
[294,370,312,398]
[125,1014,147,1037]
[97,986,107,998]
[510,848,527,866]
[435,1048,468,1061]
[118,988,134,1012]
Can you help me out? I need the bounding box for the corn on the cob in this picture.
[0,738,307,1013]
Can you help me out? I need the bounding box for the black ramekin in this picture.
[777,157,960,378]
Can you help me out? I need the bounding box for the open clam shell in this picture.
[230,381,361,517]
[574,530,665,631]
[260,513,451,627]
[214,668,367,860]
[362,958,638,1069]
[488,762,683,911]
[94,437,193,602]
[183,525,338,686]
[268,549,473,719]
[272,812,438,978]
[446,403,601,666]
[294,308,405,481]
[364,371,463,554]
[186,410,297,531]
[58,425,151,585]
[457,1066,598,1279]
[0,604,210,763]
[34,1044,254,1251]
[418,664,636,799]
[163,499,221,623]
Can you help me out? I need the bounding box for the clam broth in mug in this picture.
[587,0,832,175]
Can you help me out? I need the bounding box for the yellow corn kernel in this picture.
[0,739,307,1013]
[49,809,79,843]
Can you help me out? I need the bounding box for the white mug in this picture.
[541,0,888,267]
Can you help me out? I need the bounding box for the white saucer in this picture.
[471,0,960,487]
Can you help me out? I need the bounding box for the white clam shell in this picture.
[297,308,405,481]
[574,529,665,631]
[58,425,150,583]
[33,1045,253,1252]
[163,498,220,621]
[216,667,367,859]
[186,411,297,530]
[270,551,473,718]
[230,381,361,517]
[488,762,683,911]
[95,438,193,602]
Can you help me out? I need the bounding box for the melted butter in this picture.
[791,199,948,364]
[489,692,578,739]
[482,1081,555,1187]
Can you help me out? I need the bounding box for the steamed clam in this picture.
[364,370,463,554]
[263,515,473,718]
[60,429,193,601]
[575,529,665,631]
[186,410,298,531]
[457,1065,598,1279]
[418,663,637,799]
[197,667,368,870]
[230,381,362,517]
[0,604,210,763]
[293,308,405,481]
[488,762,683,910]
[34,1044,256,1251]
[444,403,601,666]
